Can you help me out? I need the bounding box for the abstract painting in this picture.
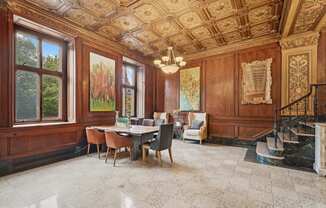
[241,58,272,104]
[180,67,200,111]
[89,52,115,112]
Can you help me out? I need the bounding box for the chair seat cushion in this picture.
[184,129,200,136]
[190,120,203,129]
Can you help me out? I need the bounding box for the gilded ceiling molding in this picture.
[184,34,280,61]
[280,31,320,49]
[279,0,301,37]
[6,0,153,65]
[315,13,326,32]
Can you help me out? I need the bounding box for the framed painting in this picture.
[179,66,201,111]
[89,52,116,112]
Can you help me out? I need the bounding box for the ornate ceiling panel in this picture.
[25,0,288,58]
[207,0,234,20]
[293,0,326,34]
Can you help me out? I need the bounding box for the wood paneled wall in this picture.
[163,43,281,140]
[0,6,157,162]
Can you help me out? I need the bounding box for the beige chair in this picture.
[153,112,169,125]
[183,112,208,144]
[86,127,106,159]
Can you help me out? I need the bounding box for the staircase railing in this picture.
[273,83,326,147]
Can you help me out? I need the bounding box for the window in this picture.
[122,63,137,117]
[15,26,67,123]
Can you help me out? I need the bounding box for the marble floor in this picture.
[1,140,326,208]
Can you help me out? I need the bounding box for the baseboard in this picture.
[0,144,87,176]
[207,136,256,148]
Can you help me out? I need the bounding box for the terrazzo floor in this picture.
[1,140,326,208]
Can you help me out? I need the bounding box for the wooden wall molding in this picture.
[163,43,281,140]
[280,0,301,37]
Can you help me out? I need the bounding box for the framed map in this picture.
[89,52,116,112]
[180,67,200,111]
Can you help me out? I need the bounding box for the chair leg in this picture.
[129,147,132,160]
[105,148,110,163]
[155,150,158,158]
[200,139,202,145]
[142,146,146,161]
[157,151,162,166]
[96,144,100,159]
[87,144,90,156]
[113,149,117,167]
[168,147,173,164]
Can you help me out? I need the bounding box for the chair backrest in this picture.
[105,132,130,148]
[142,119,154,126]
[150,124,174,151]
[188,112,207,127]
[86,127,105,144]
[153,112,169,124]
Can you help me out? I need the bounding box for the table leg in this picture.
[131,135,142,160]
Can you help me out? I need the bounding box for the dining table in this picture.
[92,125,159,160]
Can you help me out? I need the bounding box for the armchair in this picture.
[153,112,169,125]
[183,112,207,144]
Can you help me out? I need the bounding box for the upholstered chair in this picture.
[183,112,208,144]
[153,112,169,125]
[85,127,106,159]
[142,119,155,126]
[104,132,133,166]
[142,124,174,166]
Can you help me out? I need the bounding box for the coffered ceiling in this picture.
[22,0,326,58]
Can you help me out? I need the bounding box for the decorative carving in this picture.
[207,0,234,19]
[280,32,320,49]
[65,9,99,27]
[134,4,160,23]
[241,58,273,104]
[178,12,203,29]
[169,33,192,46]
[224,31,242,43]
[191,26,211,40]
[133,30,159,43]
[216,17,238,33]
[251,22,272,37]
[288,53,310,112]
[248,5,273,23]
[293,0,326,34]
[201,38,220,49]
[79,0,115,17]
[153,20,180,37]
[112,15,141,31]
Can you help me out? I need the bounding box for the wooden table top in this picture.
[92,125,159,136]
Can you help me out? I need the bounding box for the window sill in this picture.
[13,121,76,128]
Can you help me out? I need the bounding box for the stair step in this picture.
[277,132,299,144]
[256,142,285,160]
[289,127,315,137]
[298,121,315,128]
[266,136,284,152]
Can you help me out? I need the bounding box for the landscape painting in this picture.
[89,52,116,112]
[180,67,200,111]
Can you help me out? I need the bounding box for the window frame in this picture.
[14,25,68,124]
[121,62,138,117]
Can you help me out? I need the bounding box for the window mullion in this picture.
[39,37,43,122]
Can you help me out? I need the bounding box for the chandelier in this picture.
[153,47,186,74]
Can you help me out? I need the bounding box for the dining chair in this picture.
[142,124,174,166]
[104,132,133,166]
[142,119,154,126]
[86,127,106,159]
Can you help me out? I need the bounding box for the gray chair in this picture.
[142,119,154,126]
[142,124,174,165]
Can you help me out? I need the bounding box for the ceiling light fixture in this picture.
[153,46,186,74]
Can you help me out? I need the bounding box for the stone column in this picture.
[314,123,326,176]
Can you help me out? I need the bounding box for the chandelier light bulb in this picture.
[154,59,161,65]
[179,61,186,67]
[162,56,169,62]
[175,56,183,62]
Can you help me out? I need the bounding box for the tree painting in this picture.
[90,52,116,112]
